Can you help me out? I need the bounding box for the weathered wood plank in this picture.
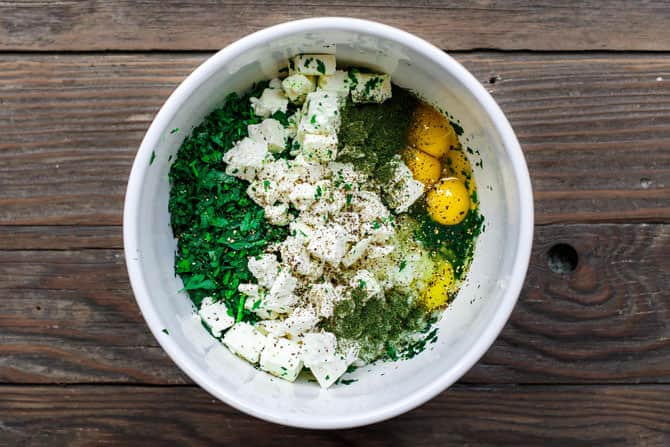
[2,53,669,225]
[0,226,122,250]
[1,1,670,51]
[0,224,667,384]
[0,384,668,446]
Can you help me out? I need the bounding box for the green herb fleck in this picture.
[316,59,326,75]
[149,150,156,165]
[399,259,407,271]
[162,328,170,335]
[170,128,180,134]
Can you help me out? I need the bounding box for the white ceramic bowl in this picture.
[124,17,533,429]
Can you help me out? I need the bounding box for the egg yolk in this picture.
[444,149,472,182]
[421,261,455,310]
[407,104,459,159]
[404,147,442,187]
[426,177,470,225]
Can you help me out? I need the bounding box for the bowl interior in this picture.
[125,19,531,429]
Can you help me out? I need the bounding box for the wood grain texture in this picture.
[1,1,670,51]
[0,224,667,384]
[0,226,122,250]
[1,53,669,225]
[0,385,668,446]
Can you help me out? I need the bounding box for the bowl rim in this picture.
[124,17,534,429]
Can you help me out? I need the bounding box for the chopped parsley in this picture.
[168,82,288,319]
[149,150,156,165]
[316,59,326,75]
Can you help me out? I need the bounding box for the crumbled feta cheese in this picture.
[327,161,364,185]
[268,77,283,89]
[289,220,315,240]
[350,269,382,300]
[283,306,319,338]
[198,297,235,337]
[265,270,298,313]
[255,319,286,337]
[307,283,340,318]
[260,336,303,381]
[282,74,316,105]
[301,332,351,388]
[222,322,266,363]
[222,137,270,182]
[286,111,301,139]
[300,133,338,162]
[248,254,280,288]
[353,191,391,223]
[250,87,288,117]
[350,72,392,104]
[291,54,336,76]
[288,183,317,210]
[385,159,425,213]
[279,236,324,279]
[333,211,360,237]
[264,203,290,226]
[342,237,371,268]
[298,91,341,136]
[317,70,351,99]
[307,224,349,267]
[248,118,287,153]
[257,159,290,183]
[366,244,395,259]
[290,155,326,182]
[246,178,279,207]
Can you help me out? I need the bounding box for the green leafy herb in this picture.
[150,150,156,165]
[171,128,180,134]
[162,328,170,335]
[168,83,287,320]
[316,59,326,75]
[399,259,407,272]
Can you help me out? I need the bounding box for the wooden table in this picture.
[1,2,669,445]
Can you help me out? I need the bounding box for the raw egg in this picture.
[404,147,441,187]
[444,148,472,182]
[426,177,470,225]
[407,103,459,159]
[421,261,455,310]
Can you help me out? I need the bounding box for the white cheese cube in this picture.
[301,133,338,162]
[333,211,360,237]
[327,161,364,185]
[282,74,316,105]
[350,72,392,104]
[291,54,336,76]
[289,219,315,241]
[317,70,352,99]
[222,137,270,182]
[298,91,341,136]
[247,254,280,288]
[255,320,286,337]
[246,178,279,207]
[353,191,391,223]
[250,87,289,118]
[350,269,382,300]
[198,297,235,338]
[286,111,301,139]
[248,118,288,153]
[264,204,290,226]
[288,183,317,211]
[385,160,425,213]
[367,244,395,259]
[301,332,350,388]
[307,283,340,318]
[268,77,283,89]
[260,336,303,382]
[290,155,326,182]
[307,224,349,267]
[265,270,298,313]
[283,306,319,338]
[222,322,266,363]
[342,237,371,268]
[279,236,324,279]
